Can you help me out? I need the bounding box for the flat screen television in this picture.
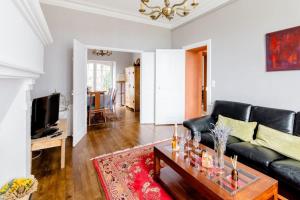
[31,93,60,139]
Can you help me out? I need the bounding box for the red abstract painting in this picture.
[266,26,300,71]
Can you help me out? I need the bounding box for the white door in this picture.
[73,39,87,147]
[155,49,185,125]
[140,52,155,124]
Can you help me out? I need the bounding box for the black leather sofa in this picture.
[183,100,300,199]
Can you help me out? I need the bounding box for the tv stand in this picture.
[31,119,67,169]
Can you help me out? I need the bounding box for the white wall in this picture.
[172,0,300,111]
[0,80,29,185]
[32,4,171,101]
[87,50,133,105]
[0,1,44,73]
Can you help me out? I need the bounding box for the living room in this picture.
[0,0,300,199]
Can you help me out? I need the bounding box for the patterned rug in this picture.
[92,140,172,200]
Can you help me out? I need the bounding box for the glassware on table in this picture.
[185,130,192,151]
[179,135,185,153]
[171,123,179,151]
[216,143,226,170]
[193,131,201,153]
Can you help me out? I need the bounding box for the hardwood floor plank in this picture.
[32,108,175,199]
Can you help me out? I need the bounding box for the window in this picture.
[87,63,94,90]
[87,61,114,91]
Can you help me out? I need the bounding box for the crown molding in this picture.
[39,0,235,30]
[171,0,236,29]
[13,0,53,46]
[40,0,172,29]
[0,60,43,79]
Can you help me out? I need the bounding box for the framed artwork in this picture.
[266,26,300,71]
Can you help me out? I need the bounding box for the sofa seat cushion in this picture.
[201,132,214,149]
[201,132,242,149]
[227,142,286,172]
[270,159,300,189]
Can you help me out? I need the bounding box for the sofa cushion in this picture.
[294,112,300,136]
[249,106,295,134]
[270,159,300,189]
[211,100,251,122]
[226,142,286,172]
[251,125,300,161]
[201,132,242,149]
[217,115,257,142]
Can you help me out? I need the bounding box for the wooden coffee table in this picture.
[154,142,278,200]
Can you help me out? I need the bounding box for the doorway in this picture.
[185,45,209,119]
[73,40,146,146]
[86,49,141,126]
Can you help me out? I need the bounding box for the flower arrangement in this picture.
[209,123,231,148]
[0,176,38,200]
[209,123,231,170]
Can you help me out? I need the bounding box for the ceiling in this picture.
[40,0,235,29]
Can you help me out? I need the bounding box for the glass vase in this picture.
[215,143,226,173]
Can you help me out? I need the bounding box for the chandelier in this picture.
[93,49,112,56]
[139,0,199,20]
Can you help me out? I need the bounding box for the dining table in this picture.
[87,90,107,125]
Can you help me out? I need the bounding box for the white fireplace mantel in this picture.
[0,61,41,79]
[0,0,52,186]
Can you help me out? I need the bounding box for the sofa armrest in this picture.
[183,115,214,133]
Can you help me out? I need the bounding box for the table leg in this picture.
[271,184,279,200]
[154,151,161,181]
[61,139,66,169]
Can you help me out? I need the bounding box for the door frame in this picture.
[82,43,145,123]
[182,39,212,111]
[86,45,143,54]
[73,39,88,147]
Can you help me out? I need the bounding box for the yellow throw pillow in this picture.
[217,115,257,142]
[251,125,300,161]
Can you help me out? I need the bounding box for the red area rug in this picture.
[92,141,172,200]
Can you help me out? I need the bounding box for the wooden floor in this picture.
[32,108,182,200]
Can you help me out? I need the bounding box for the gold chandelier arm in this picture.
[140,9,161,16]
[141,0,161,11]
[176,10,190,17]
[171,0,188,9]
[151,12,162,20]
[175,7,191,12]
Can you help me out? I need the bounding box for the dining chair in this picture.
[105,88,118,120]
[88,91,107,126]
[111,88,117,113]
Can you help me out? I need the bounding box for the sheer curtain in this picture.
[87,61,114,91]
